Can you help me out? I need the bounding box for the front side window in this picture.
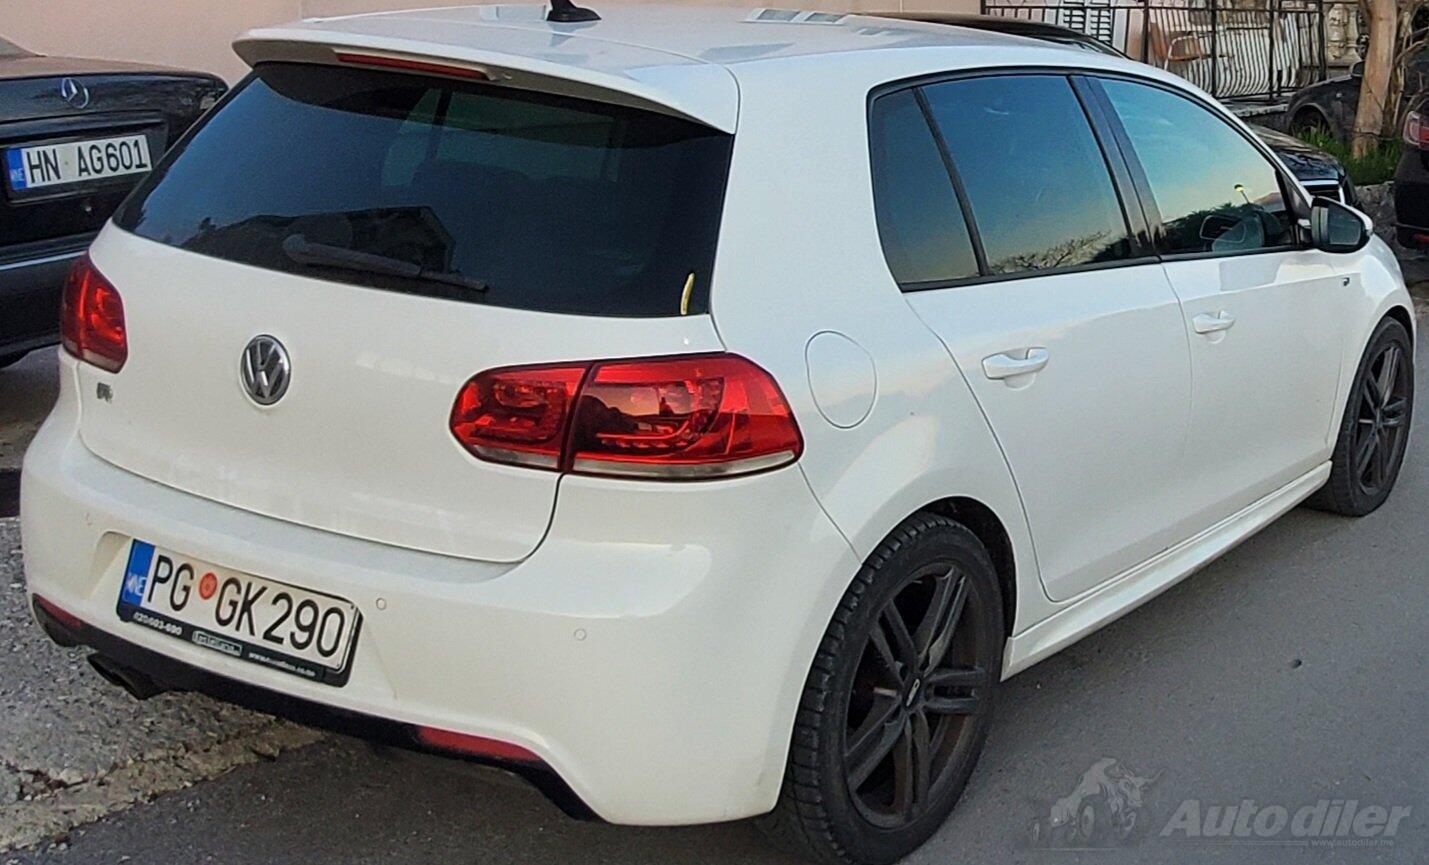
[1099,78,1294,256]
[867,89,980,287]
[114,63,733,317]
[921,75,1133,276]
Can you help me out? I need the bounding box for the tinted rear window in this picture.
[921,75,1133,276]
[115,63,733,317]
[867,90,980,287]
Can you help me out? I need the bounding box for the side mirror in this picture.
[1350,60,1366,78]
[1310,196,1372,253]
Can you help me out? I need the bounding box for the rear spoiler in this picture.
[233,27,738,132]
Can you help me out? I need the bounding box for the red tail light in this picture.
[1406,110,1428,149]
[449,364,587,469]
[61,256,127,373]
[449,354,803,479]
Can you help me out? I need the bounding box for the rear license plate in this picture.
[5,133,152,194]
[116,541,361,686]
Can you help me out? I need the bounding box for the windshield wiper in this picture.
[281,234,488,294]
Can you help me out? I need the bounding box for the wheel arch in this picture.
[1290,103,1332,132]
[919,497,1019,638]
[1385,304,1415,345]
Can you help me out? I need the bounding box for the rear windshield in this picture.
[115,63,733,317]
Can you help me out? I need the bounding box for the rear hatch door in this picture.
[77,59,732,562]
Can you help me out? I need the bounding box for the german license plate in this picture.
[5,133,152,193]
[116,541,361,686]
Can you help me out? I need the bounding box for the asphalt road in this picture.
[3,313,1428,865]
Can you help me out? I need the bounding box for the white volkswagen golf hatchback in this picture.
[22,5,1414,862]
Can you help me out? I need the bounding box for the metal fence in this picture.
[980,0,1359,101]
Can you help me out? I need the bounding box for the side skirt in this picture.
[1002,462,1331,677]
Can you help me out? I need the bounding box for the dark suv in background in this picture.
[0,35,225,369]
[1397,94,1429,250]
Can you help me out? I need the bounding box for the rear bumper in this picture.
[31,598,594,818]
[21,355,861,825]
[0,240,87,356]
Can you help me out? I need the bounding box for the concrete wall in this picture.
[3,0,981,83]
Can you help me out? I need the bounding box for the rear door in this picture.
[1092,77,1348,525]
[79,61,734,562]
[879,74,1194,602]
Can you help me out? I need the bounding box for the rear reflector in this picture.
[414,726,541,762]
[450,353,802,479]
[61,256,127,373]
[334,52,492,81]
[33,595,84,631]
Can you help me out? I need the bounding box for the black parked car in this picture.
[875,13,1359,204]
[1396,94,1429,250]
[1286,35,1429,140]
[0,36,225,369]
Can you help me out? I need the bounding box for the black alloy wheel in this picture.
[758,513,1003,865]
[844,561,989,828]
[1350,339,1411,497]
[1309,316,1414,516]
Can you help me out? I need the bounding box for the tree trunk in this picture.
[1352,0,1398,156]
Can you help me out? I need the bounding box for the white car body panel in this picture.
[19,4,1417,827]
[1161,251,1348,527]
[907,266,1193,602]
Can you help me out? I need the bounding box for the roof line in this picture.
[389,9,723,67]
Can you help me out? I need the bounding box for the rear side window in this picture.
[1099,79,1294,256]
[921,75,1133,276]
[868,90,979,286]
[115,63,733,317]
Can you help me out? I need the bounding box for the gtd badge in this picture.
[240,335,291,406]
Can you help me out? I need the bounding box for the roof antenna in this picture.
[548,0,600,22]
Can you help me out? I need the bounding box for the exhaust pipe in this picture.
[88,654,169,700]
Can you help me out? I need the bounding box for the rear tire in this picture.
[1307,316,1414,516]
[756,513,1004,865]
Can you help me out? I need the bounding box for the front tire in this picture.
[757,513,1004,865]
[1308,316,1414,516]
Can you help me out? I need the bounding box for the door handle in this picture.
[1192,311,1236,334]
[982,347,1050,380]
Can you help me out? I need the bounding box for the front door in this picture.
[1095,77,1349,527]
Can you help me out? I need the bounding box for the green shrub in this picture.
[1294,129,1403,186]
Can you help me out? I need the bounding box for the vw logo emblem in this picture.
[240,335,291,406]
[59,77,90,110]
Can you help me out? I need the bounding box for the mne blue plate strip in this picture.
[120,541,155,607]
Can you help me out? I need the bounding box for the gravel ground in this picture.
[0,519,322,851]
